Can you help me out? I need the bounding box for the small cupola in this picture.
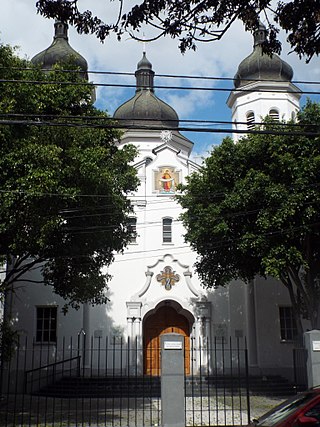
[31,21,88,80]
[234,21,294,88]
[114,52,179,129]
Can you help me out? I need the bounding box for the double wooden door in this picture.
[143,306,191,375]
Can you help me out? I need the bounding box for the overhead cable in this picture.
[1,66,320,86]
[0,78,319,95]
[0,118,319,137]
[1,113,318,129]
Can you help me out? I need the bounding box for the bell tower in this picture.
[227,22,301,141]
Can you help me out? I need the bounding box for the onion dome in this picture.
[234,22,293,88]
[31,21,88,79]
[114,53,179,129]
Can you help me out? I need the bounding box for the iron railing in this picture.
[0,335,250,426]
[293,347,308,390]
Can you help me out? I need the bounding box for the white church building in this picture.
[7,21,304,382]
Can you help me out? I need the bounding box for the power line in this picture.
[0,118,319,136]
[2,181,320,201]
[1,113,317,129]
[2,66,320,86]
[5,219,317,261]
[0,78,319,95]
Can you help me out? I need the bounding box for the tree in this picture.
[35,0,320,62]
[176,101,320,335]
[0,43,138,310]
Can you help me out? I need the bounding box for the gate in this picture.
[185,337,250,426]
[293,347,308,390]
[0,335,250,426]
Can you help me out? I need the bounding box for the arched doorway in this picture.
[143,303,192,375]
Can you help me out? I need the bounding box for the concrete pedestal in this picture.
[161,334,185,427]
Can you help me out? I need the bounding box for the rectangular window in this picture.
[163,218,172,243]
[128,217,137,243]
[36,306,57,343]
[279,306,297,341]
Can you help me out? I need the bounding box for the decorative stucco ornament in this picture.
[156,266,180,290]
[160,130,173,143]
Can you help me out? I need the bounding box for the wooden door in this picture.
[143,306,190,375]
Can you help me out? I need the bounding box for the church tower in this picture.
[106,52,209,376]
[227,22,301,141]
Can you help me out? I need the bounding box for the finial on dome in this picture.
[54,20,68,40]
[253,20,267,48]
[142,33,147,55]
[135,52,154,92]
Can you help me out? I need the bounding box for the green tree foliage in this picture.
[0,43,138,310]
[177,101,320,333]
[36,0,320,62]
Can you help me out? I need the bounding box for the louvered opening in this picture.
[246,112,255,130]
[269,109,279,121]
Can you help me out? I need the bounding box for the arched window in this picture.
[128,217,137,243]
[269,108,279,121]
[162,218,172,243]
[246,111,255,130]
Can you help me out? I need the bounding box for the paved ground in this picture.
[0,393,286,426]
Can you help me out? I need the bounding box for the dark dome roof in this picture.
[234,22,293,88]
[114,53,179,129]
[31,21,88,79]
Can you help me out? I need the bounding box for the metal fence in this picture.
[293,347,308,390]
[0,335,250,426]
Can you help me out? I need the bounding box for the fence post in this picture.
[304,330,320,388]
[161,333,185,427]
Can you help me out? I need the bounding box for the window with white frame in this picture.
[127,217,137,243]
[162,218,172,243]
[36,306,57,343]
[279,306,297,341]
[246,111,255,130]
[269,108,280,121]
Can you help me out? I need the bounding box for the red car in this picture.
[250,389,320,426]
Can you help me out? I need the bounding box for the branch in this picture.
[2,256,46,289]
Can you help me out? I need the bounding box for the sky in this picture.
[1,0,319,159]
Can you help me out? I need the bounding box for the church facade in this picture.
[7,21,305,381]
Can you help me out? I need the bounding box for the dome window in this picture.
[246,112,255,130]
[269,109,280,121]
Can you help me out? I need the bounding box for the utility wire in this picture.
[2,66,320,86]
[2,181,320,200]
[0,78,318,95]
[1,113,317,129]
[4,220,317,261]
[0,118,319,136]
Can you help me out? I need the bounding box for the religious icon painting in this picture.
[154,167,180,194]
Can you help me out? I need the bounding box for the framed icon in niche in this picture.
[154,167,179,194]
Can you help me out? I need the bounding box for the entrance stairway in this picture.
[33,375,304,398]
[190,375,305,397]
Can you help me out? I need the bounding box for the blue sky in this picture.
[1,0,319,159]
